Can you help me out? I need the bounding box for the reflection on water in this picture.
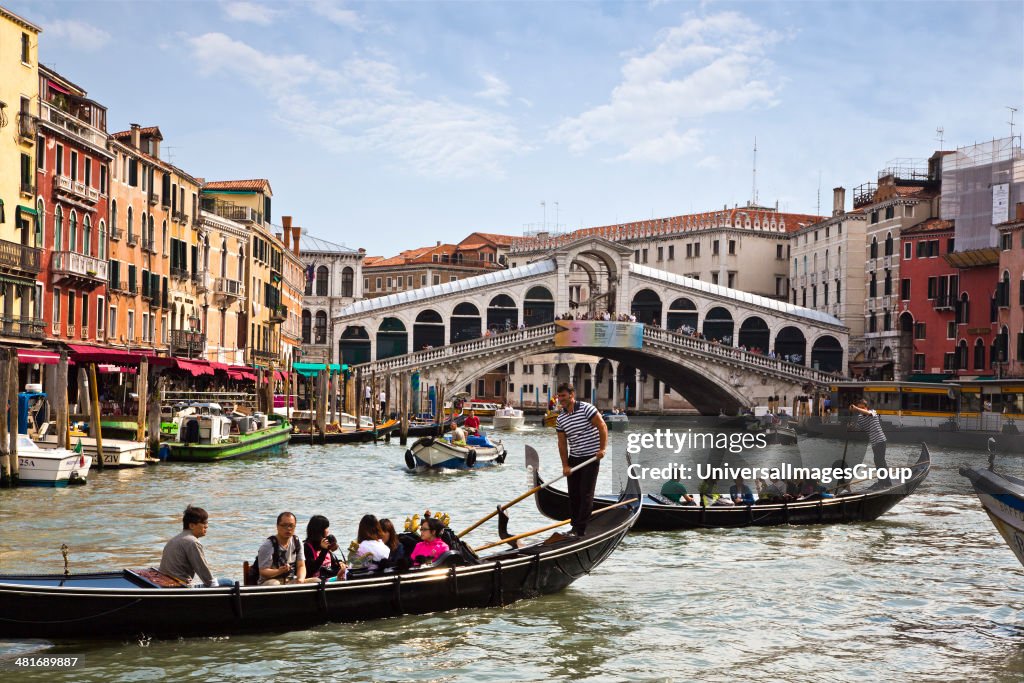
[1,418,1023,681]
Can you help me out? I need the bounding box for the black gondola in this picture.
[295,420,402,444]
[407,413,467,437]
[534,445,930,531]
[0,480,641,640]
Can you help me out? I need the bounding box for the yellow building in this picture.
[201,179,286,368]
[0,6,42,346]
[196,209,248,365]
[279,216,303,368]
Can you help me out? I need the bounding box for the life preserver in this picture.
[466,449,477,467]
[405,450,416,469]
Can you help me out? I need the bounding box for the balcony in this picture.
[934,296,954,311]
[0,240,42,275]
[54,175,99,204]
[883,255,893,269]
[50,250,108,288]
[882,295,892,309]
[38,101,107,149]
[17,112,35,140]
[201,198,263,225]
[169,330,206,357]
[214,277,244,300]
[127,232,139,247]
[251,349,278,364]
[0,315,44,340]
[109,279,130,294]
[148,191,158,207]
[833,267,842,280]
[109,226,123,241]
[865,258,876,273]
[142,237,156,253]
[170,266,189,280]
[268,305,287,324]
[172,210,187,224]
[192,272,210,292]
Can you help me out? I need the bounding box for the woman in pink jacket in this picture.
[410,517,450,565]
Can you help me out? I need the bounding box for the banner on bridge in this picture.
[553,320,643,349]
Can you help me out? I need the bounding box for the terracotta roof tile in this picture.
[203,179,273,194]
[901,218,953,235]
[111,125,163,140]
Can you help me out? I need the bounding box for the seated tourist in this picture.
[660,477,695,505]
[699,478,734,506]
[379,518,408,566]
[451,426,468,446]
[159,505,233,587]
[353,514,391,571]
[257,511,313,585]
[729,477,755,505]
[303,514,345,581]
[410,517,450,565]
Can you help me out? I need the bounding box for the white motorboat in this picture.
[37,432,148,468]
[404,433,506,469]
[16,435,91,487]
[492,406,525,430]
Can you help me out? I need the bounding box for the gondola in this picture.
[960,446,1024,568]
[534,444,930,531]
[406,413,466,438]
[0,479,641,639]
[294,419,401,444]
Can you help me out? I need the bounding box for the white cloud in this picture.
[476,72,511,106]
[549,11,782,163]
[309,1,363,30]
[222,1,284,25]
[43,19,111,51]
[188,33,524,178]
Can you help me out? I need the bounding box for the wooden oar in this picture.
[472,497,638,552]
[457,446,598,537]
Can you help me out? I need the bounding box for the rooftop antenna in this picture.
[164,145,179,163]
[540,200,546,232]
[750,137,758,206]
[1008,106,1018,140]
[816,170,821,216]
[935,126,945,150]
[554,201,559,232]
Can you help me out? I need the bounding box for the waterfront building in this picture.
[36,66,111,350]
[194,209,248,364]
[997,203,1024,377]
[201,180,286,368]
[362,237,510,300]
[788,187,868,373]
[855,155,944,380]
[298,231,364,365]
[0,7,42,349]
[279,219,304,369]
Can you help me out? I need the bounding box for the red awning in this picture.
[274,370,286,381]
[227,365,257,381]
[17,349,60,365]
[66,344,168,366]
[175,359,215,377]
[210,361,230,373]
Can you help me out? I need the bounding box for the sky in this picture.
[11,1,1023,255]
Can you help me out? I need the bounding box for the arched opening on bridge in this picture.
[487,294,518,331]
[451,302,482,343]
[667,297,697,333]
[775,326,806,364]
[811,335,843,373]
[630,289,662,325]
[523,286,554,326]
[413,310,445,350]
[702,307,734,344]
[568,249,618,314]
[339,326,371,364]
[737,316,769,351]
[376,317,408,359]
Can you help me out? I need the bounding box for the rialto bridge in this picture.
[330,237,849,414]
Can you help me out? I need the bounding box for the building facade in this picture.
[0,7,42,348]
[36,66,111,349]
[299,231,364,365]
[362,237,511,299]
[997,204,1024,377]
[195,209,248,364]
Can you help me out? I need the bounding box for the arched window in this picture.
[54,205,63,250]
[127,206,134,240]
[341,267,354,297]
[301,310,311,344]
[237,245,244,279]
[162,220,168,256]
[83,215,92,257]
[35,198,44,248]
[220,238,228,278]
[870,237,878,259]
[148,214,155,245]
[69,210,78,253]
[315,266,329,296]
[824,249,829,270]
[974,338,986,370]
[110,199,118,236]
[802,255,807,275]
[884,232,893,256]
[315,310,327,344]
[98,219,106,260]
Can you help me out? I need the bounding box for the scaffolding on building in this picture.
[941,136,1024,252]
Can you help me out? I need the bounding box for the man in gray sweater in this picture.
[159,505,231,586]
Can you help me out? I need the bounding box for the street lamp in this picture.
[187,314,200,360]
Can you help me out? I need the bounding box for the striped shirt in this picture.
[556,400,601,458]
[855,412,887,444]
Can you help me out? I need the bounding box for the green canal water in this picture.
[1,418,1023,682]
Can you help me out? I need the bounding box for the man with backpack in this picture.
[255,511,313,585]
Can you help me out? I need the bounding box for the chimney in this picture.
[292,226,301,256]
[282,216,292,250]
[436,240,441,246]
[129,123,141,150]
[832,187,846,217]
[1016,202,1024,221]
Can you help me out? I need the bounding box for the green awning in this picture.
[294,362,341,377]
[17,205,38,217]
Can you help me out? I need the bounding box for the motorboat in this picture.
[15,435,91,487]
[492,406,525,430]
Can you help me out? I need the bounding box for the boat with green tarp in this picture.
[162,403,291,462]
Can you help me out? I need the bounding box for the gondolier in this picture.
[850,398,888,470]
[555,382,608,537]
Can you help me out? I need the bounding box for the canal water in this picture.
[1,418,1023,682]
